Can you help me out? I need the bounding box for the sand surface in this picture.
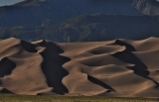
[0,37,159,97]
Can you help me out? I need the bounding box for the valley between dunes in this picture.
[0,37,159,97]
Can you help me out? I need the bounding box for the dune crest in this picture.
[0,37,159,97]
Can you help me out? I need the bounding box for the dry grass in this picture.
[0,94,158,102]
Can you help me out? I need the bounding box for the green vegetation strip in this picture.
[0,94,158,102]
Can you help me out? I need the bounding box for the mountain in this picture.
[133,0,159,15]
[0,0,142,27]
[0,0,159,42]
[0,14,159,42]
[40,14,159,42]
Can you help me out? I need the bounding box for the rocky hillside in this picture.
[133,0,159,15]
[0,0,159,42]
[0,14,159,42]
[0,0,141,27]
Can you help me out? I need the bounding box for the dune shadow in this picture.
[0,57,16,77]
[113,40,149,75]
[0,88,13,94]
[88,75,115,92]
[38,40,70,94]
[21,40,37,52]
[112,40,159,87]
[0,57,16,94]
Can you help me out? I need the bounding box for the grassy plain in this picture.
[0,94,158,102]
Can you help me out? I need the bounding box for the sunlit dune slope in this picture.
[0,37,159,97]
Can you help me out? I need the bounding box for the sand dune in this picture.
[0,37,159,97]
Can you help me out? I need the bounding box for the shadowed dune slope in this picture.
[0,37,159,97]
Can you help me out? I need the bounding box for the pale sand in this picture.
[0,37,159,97]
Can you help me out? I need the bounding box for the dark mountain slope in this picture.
[1,14,159,42]
[133,0,159,15]
[38,14,159,42]
[14,0,46,6]
[0,0,141,27]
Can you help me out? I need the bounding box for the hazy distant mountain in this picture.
[0,0,141,27]
[1,14,159,42]
[133,0,159,15]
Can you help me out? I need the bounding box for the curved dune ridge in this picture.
[0,37,159,97]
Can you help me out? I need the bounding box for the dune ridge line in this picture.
[0,37,159,97]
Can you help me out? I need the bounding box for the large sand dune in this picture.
[0,37,159,97]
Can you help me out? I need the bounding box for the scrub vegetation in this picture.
[0,94,159,102]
